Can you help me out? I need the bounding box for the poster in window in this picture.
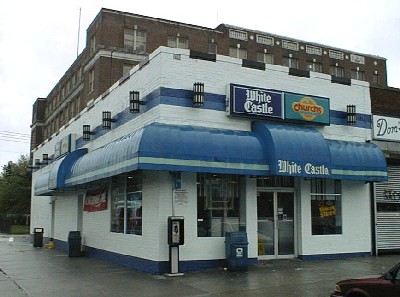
[84,186,107,212]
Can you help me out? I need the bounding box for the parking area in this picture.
[1,234,399,297]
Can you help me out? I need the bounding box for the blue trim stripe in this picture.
[53,239,255,274]
[299,252,371,261]
[75,87,371,148]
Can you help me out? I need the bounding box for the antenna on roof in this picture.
[76,7,82,58]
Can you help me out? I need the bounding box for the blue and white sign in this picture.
[229,84,283,119]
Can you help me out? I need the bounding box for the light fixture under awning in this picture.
[64,123,270,186]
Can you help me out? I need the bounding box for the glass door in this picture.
[257,191,295,258]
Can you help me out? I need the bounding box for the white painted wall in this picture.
[298,179,371,256]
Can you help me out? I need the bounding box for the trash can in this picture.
[0,217,11,234]
[225,231,248,271]
[33,228,44,248]
[68,231,82,257]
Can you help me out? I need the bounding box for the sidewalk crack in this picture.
[0,268,29,296]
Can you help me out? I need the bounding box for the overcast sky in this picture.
[0,0,399,169]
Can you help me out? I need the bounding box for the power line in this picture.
[0,149,28,154]
[0,130,30,144]
[0,138,30,144]
[0,131,30,137]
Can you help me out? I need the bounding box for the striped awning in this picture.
[64,123,269,186]
[252,121,387,181]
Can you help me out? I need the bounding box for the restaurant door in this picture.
[257,191,295,259]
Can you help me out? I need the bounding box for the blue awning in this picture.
[64,123,269,186]
[48,149,87,189]
[252,122,331,178]
[252,121,387,181]
[34,171,54,196]
[327,140,387,181]
[33,149,87,195]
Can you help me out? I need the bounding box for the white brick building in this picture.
[31,47,387,273]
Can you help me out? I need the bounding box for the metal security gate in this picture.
[375,165,400,253]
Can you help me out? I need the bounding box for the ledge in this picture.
[289,68,310,78]
[189,50,216,62]
[331,76,351,86]
[242,59,265,71]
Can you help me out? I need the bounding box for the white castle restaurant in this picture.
[31,47,387,274]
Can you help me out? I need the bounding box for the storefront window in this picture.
[311,179,342,235]
[197,174,242,237]
[257,176,294,187]
[110,171,142,235]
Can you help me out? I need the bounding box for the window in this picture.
[350,54,365,64]
[229,46,247,59]
[256,34,274,46]
[329,50,344,60]
[197,174,243,237]
[373,72,379,84]
[306,45,322,56]
[330,65,344,77]
[208,42,217,54]
[351,69,365,81]
[282,40,299,51]
[306,61,322,72]
[167,35,189,49]
[77,67,82,82]
[88,69,95,93]
[257,52,274,64]
[282,56,298,68]
[70,100,75,118]
[111,171,143,235]
[123,65,133,76]
[75,96,81,115]
[124,28,147,52]
[257,176,294,187]
[89,35,96,54]
[311,179,342,235]
[229,29,247,41]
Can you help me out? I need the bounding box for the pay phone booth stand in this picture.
[166,216,184,276]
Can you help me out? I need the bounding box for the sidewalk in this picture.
[1,234,399,297]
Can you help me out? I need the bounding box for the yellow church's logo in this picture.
[292,97,324,121]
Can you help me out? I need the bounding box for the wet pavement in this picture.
[1,234,399,297]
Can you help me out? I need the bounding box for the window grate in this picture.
[329,50,344,60]
[306,45,322,56]
[256,34,274,46]
[282,40,299,51]
[229,29,248,41]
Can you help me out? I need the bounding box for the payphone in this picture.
[168,216,184,247]
[167,216,184,276]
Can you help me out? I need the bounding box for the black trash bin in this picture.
[33,228,44,248]
[0,217,11,234]
[225,231,248,271]
[68,231,83,257]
